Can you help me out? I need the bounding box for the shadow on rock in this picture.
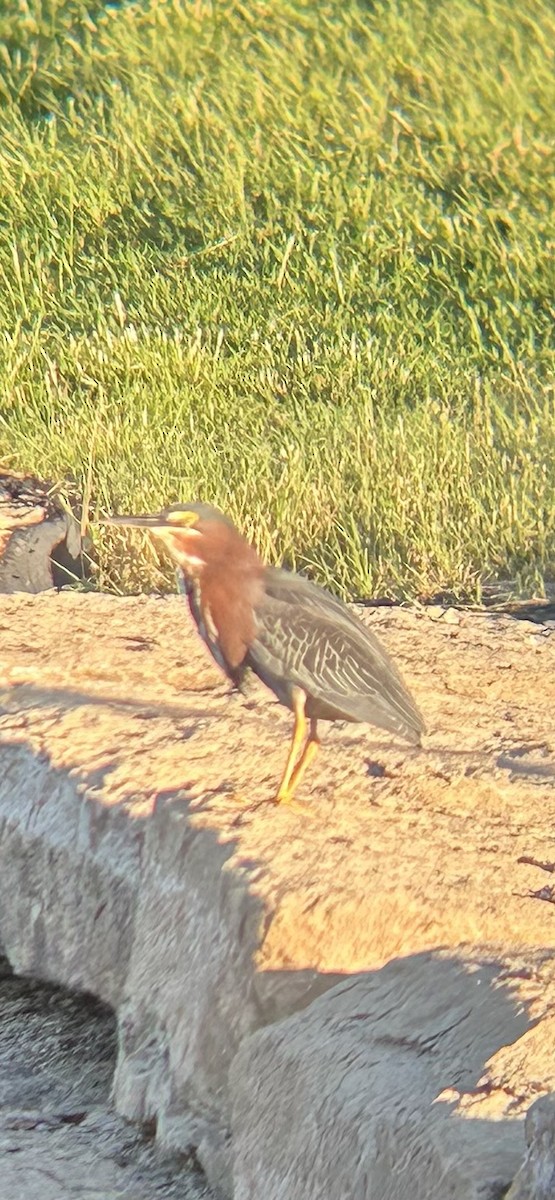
[232,949,548,1200]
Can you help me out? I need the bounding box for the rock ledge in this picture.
[0,592,554,1197]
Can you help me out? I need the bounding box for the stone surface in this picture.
[232,951,555,1200]
[0,470,85,592]
[0,591,554,1196]
[0,955,210,1200]
[506,1094,555,1200]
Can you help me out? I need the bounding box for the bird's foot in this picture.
[273,791,313,815]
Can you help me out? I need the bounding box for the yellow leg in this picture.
[275,688,307,803]
[286,718,320,799]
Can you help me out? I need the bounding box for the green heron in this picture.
[105,503,425,803]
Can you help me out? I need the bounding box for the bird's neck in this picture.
[197,550,263,670]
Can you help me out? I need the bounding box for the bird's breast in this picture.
[192,586,229,676]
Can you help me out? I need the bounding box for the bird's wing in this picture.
[263,568,420,687]
[263,567,393,656]
[250,568,425,741]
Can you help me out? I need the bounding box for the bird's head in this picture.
[103,502,257,579]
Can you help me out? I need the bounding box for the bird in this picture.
[104,503,425,804]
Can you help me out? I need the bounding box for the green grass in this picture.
[0,0,554,600]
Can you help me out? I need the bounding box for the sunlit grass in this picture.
[1,0,553,599]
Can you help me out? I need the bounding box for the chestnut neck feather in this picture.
[195,522,264,670]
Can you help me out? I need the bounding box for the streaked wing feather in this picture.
[252,572,424,740]
[264,568,402,673]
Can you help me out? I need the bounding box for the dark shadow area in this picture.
[50,537,93,589]
[467,599,555,626]
[359,595,555,626]
[0,953,116,1113]
[0,680,225,722]
[497,747,555,783]
[0,955,211,1199]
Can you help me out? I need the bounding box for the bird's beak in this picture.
[101,513,170,530]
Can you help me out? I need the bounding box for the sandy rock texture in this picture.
[0,591,554,1197]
